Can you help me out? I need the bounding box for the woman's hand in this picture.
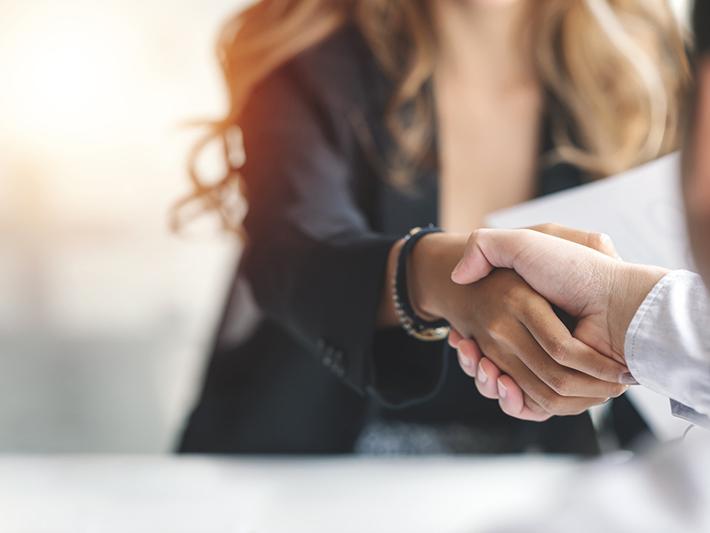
[408,232,629,419]
[449,269,627,418]
[449,329,551,421]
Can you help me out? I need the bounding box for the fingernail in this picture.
[458,350,471,368]
[477,365,488,384]
[497,378,507,399]
[620,372,639,385]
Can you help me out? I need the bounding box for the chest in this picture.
[368,92,584,237]
[435,84,543,232]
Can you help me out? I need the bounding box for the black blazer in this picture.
[178,24,606,455]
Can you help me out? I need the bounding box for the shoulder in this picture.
[289,23,387,109]
[247,23,388,122]
[239,22,391,159]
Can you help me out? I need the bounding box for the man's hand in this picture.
[452,228,667,360]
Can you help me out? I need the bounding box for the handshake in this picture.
[407,224,668,422]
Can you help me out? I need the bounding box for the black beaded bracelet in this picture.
[393,226,450,341]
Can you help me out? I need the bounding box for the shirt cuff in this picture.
[625,270,710,419]
[670,400,710,429]
[624,271,677,389]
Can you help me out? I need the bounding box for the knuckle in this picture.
[545,394,577,416]
[477,339,497,357]
[518,299,536,321]
[538,391,559,414]
[546,374,562,394]
[537,223,559,235]
[487,318,511,340]
[568,399,597,416]
[594,361,619,383]
[501,283,531,310]
[547,398,565,416]
[555,404,575,417]
[500,292,518,311]
[610,384,628,397]
[466,230,483,251]
[525,397,552,421]
[547,338,569,362]
[547,373,572,396]
[527,400,546,416]
[586,232,608,252]
[500,280,519,299]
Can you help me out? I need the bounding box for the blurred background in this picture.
[0,0,693,453]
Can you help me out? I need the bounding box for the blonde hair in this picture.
[175,0,690,232]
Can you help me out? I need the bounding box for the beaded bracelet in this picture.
[393,226,450,342]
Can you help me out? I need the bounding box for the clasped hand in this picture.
[410,224,664,422]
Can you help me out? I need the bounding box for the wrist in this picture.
[607,262,669,360]
[408,232,468,321]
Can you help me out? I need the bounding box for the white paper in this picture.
[486,152,694,440]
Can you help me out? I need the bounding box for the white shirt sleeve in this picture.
[625,270,710,420]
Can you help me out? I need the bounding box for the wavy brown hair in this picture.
[175,0,690,232]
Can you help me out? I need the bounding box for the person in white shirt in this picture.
[448,1,710,425]
[473,4,710,532]
[451,233,709,424]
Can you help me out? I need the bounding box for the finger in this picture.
[491,351,608,416]
[448,328,463,348]
[457,338,483,378]
[497,375,552,422]
[451,228,559,285]
[528,223,620,259]
[522,393,553,422]
[513,323,627,398]
[451,230,497,285]
[475,357,502,399]
[451,229,615,318]
[518,296,631,386]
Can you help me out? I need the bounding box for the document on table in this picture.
[486,152,694,440]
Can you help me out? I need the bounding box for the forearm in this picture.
[373,236,451,407]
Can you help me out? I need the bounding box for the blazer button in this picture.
[332,350,347,377]
[326,345,338,357]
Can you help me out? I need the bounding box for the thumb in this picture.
[451,229,500,284]
[452,228,616,318]
[451,229,544,285]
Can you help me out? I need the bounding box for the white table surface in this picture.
[0,455,578,533]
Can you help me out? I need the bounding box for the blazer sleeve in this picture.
[237,63,445,405]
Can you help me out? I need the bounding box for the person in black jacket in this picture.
[177,0,690,455]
